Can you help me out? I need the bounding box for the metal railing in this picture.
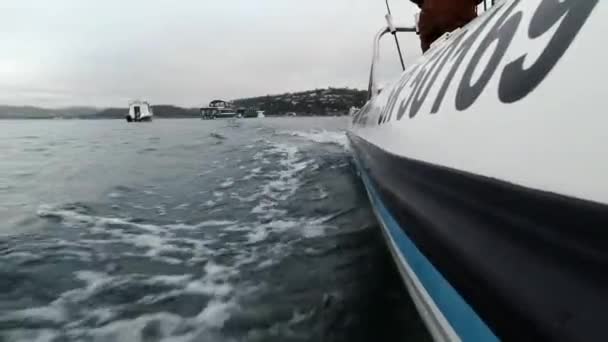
[367,0,498,100]
[367,26,416,100]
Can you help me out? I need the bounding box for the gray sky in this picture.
[0,0,420,108]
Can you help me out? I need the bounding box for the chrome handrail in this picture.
[367,26,416,100]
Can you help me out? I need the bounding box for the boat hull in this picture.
[126,115,153,122]
[201,113,239,120]
[350,133,608,341]
[348,0,606,341]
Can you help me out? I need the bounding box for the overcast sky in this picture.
[0,0,421,108]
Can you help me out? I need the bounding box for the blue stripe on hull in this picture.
[354,156,498,342]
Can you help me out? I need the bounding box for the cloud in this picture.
[0,0,420,107]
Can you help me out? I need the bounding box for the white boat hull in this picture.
[348,1,606,341]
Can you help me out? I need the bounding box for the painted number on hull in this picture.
[352,0,598,126]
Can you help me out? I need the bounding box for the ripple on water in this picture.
[137,147,159,154]
[219,179,234,189]
[280,129,349,150]
[0,184,14,192]
[0,122,428,341]
[12,171,36,178]
[23,147,49,153]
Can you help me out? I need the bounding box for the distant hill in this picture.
[0,106,99,119]
[233,87,367,116]
[0,87,368,119]
[0,105,199,119]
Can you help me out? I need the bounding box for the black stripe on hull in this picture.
[348,134,608,342]
[126,116,153,122]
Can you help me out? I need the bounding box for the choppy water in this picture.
[0,118,430,342]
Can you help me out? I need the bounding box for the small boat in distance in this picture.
[201,100,241,119]
[126,100,153,122]
[242,109,265,118]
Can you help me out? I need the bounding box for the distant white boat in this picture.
[126,101,153,122]
[257,110,265,118]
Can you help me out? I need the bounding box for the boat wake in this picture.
[0,120,423,342]
[0,134,359,341]
[281,129,349,150]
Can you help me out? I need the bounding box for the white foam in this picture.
[151,256,183,265]
[244,143,314,220]
[244,308,314,340]
[0,305,67,324]
[168,220,237,230]
[285,130,349,149]
[247,229,269,243]
[37,205,224,261]
[262,143,312,200]
[232,250,260,267]
[202,200,216,207]
[75,270,109,286]
[85,312,183,341]
[2,272,117,334]
[252,152,264,161]
[165,223,198,230]
[139,276,235,308]
[173,203,190,210]
[196,300,236,328]
[205,262,230,277]
[147,274,192,285]
[231,192,260,203]
[316,186,329,200]
[242,166,263,181]
[31,189,339,339]
[244,216,331,244]
[265,220,299,232]
[200,220,236,227]
[257,259,276,269]
[184,280,233,297]
[222,224,251,232]
[251,200,286,219]
[131,234,168,252]
[4,251,39,259]
[219,178,234,189]
[56,249,92,261]
[155,205,167,216]
[299,216,333,238]
[53,294,240,340]
[88,307,117,324]
[3,329,59,342]
[288,309,314,325]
